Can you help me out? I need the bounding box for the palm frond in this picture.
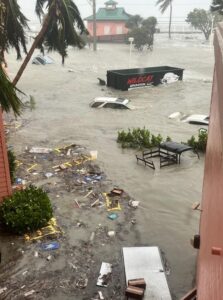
[156,0,172,14]
[35,0,48,20]
[0,0,29,60]
[0,64,24,116]
[37,0,87,64]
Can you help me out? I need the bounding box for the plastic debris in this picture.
[90,150,98,160]
[34,251,39,257]
[0,287,7,295]
[129,200,140,208]
[15,178,23,184]
[45,172,53,178]
[90,232,95,242]
[107,231,116,237]
[40,241,60,251]
[24,290,35,297]
[47,255,52,261]
[97,262,112,287]
[108,213,118,220]
[76,278,88,289]
[29,147,52,154]
[98,291,105,300]
[22,270,28,276]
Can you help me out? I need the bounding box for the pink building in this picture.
[85,0,130,42]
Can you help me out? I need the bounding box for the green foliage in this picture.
[187,129,208,152]
[127,16,157,51]
[0,185,53,234]
[0,64,24,116]
[125,15,143,30]
[117,128,207,153]
[186,9,213,40]
[156,0,172,14]
[117,128,170,149]
[7,150,16,183]
[212,0,223,14]
[36,0,87,64]
[0,0,29,63]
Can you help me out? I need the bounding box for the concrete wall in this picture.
[0,110,12,202]
[196,22,223,299]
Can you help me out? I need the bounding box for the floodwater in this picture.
[7,34,214,298]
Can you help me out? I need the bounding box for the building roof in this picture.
[105,0,118,5]
[85,6,130,21]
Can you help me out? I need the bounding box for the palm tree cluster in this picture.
[13,0,88,85]
[0,0,87,115]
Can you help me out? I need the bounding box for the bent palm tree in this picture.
[0,0,29,67]
[156,0,173,39]
[13,0,87,85]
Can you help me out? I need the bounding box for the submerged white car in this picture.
[168,112,209,125]
[90,97,132,109]
[181,114,209,125]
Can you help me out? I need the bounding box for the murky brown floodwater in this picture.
[6,34,214,298]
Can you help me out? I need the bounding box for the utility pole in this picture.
[93,0,97,51]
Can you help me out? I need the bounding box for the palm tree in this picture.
[13,0,87,85]
[0,0,29,67]
[156,0,173,39]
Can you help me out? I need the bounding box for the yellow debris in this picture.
[104,193,121,211]
[27,163,38,172]
[24,218,62,241]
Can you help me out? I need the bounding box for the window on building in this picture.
[104,25,110,35]
[116,26,123,34]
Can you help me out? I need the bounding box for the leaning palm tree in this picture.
[13,0,87,85]
[156,0,173,39]
[0,0,29,67]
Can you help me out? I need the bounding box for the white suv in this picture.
[90,97,132,109]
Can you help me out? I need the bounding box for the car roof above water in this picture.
[93,97,129,104]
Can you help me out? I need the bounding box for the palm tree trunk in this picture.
[168,1,172,39]
[13,15,51,86]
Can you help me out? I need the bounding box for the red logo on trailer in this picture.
[127,75,154,86]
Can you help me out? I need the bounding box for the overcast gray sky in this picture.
[18,0,212,25]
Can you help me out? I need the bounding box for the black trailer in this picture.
[107,66,184,91]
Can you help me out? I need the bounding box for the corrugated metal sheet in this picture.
[0,110,12,201]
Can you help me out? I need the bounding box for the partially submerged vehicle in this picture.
[181,114,209,125]
[32,55,54,65]
[168,112,209,125]
[90,97,133,109]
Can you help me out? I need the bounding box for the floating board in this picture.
[123,247,172,300]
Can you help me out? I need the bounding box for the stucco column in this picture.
[0,109,12,201]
